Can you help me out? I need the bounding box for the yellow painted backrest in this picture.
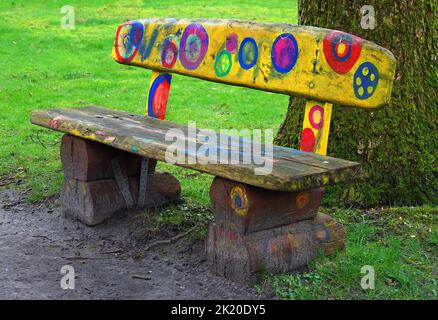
[112,18,396,110]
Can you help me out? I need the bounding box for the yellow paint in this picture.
[337,42,346,55]
[112,18,396,109]
[146,71,160,116]
[70,129,97,142]
[301,100,333,155]
[287,233,301,248]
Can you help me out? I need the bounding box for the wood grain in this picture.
[30,106,362,192]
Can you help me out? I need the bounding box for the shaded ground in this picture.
[0,189,270,300]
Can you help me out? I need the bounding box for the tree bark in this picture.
[275,0,437,207]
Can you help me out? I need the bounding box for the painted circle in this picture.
[353,62,379,100]
[226,32,238,53]
[179,24,209,70]
[161,37,179,68]
[214,50,232,77]
[300,128,315,152]
[314,226,329,241]
[148,74,172,120]
[230,186,248,217]
[238,37,258,70]
[331,35,352,62]
[309,105,324,130]
[114,21,144,62]
[323,31,362,74]
[296,192,310,209]
[271,33,299,73]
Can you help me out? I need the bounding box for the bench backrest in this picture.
[112,18,396,155]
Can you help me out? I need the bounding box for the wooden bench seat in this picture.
[30,106,361,192]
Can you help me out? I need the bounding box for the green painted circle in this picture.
[214,50,232,77]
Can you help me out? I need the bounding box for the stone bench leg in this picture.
[205,177,345,282]
[60,134,181,225]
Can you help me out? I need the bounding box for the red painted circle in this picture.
[161,40,178,68]
[152,81,170,120]
[114,23,142,63]
[300,128,315,152]
[323,31,362,74]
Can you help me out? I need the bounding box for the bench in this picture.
[30,18,395,281]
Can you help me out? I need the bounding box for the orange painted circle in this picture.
[296,192,310,208]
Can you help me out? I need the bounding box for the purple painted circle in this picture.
[271,33,298,73]
[226,32,238,53]
[179,24,209,70]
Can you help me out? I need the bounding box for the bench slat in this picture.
[112,18,396,109]
[30,107,361,192]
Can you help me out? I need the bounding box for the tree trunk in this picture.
[275,0,437,207]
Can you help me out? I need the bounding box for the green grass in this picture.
[0,0,436,300]
[0,0,295,202]
[268,206,438,299]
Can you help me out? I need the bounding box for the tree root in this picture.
[144,226,196,251]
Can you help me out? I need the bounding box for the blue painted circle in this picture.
[271,33,299,73]
[353,62,379,100]
[234,195,243,208]
[238,37,258,70]
[128,21,144,46]
[331,34,352,62]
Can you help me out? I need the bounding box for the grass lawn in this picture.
[0,0,436,299]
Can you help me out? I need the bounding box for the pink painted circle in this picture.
[309,105,324,130]
[226,32,238,53]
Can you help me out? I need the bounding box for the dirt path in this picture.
[0,189,271,300]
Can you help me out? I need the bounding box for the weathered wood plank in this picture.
[56,106,359,174]
[30,106,361,192]
[112,18,396,109]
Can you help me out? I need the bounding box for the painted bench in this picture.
[30,18,395,282]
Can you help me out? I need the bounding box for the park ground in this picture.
[0,0,436,299]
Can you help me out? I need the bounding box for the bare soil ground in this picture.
[0,188,271,300]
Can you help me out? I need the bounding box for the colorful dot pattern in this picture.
[354,62,379,99]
